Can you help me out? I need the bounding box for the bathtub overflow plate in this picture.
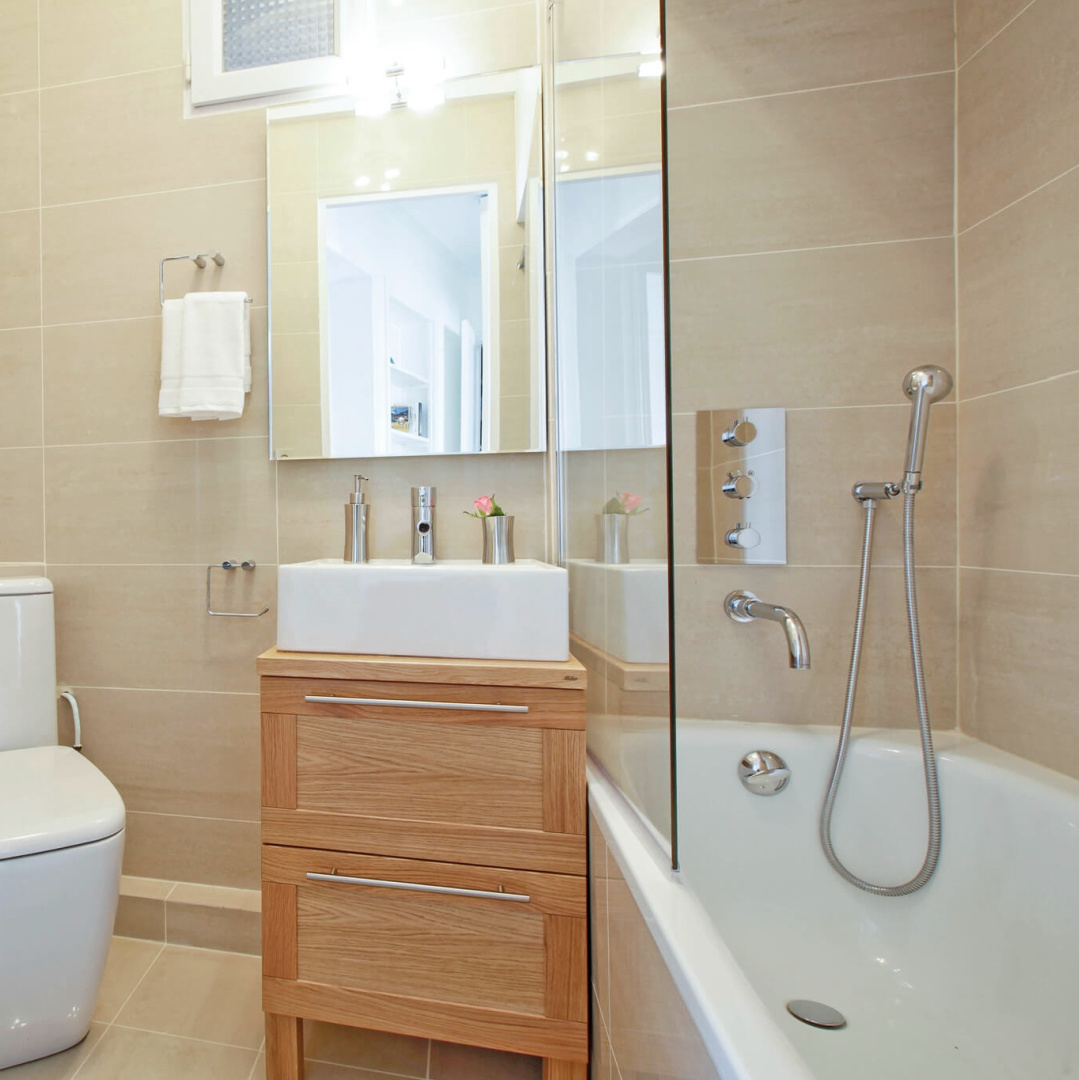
[786,1000,847,1029]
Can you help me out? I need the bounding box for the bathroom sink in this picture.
[277,559,569,662]
[567,559,669,664]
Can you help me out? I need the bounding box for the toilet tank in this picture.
[0,579,58,752]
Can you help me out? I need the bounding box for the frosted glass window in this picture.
[222,0,335,72]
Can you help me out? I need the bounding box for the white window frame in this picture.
[188,0,349,107]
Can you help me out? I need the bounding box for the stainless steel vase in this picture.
[482,515,515,564]
[598,513,629,564]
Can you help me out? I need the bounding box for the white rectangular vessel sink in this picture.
[567,559,669,664]
[277,559,569,662]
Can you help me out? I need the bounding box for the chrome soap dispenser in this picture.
[344,474,369,563]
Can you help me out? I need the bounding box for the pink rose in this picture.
[620,493,644,513]
[473,495,494,516]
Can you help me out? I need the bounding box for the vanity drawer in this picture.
[263,845,587,1025]
[261,676,586,874]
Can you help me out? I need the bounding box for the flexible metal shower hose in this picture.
[819,490,942,896]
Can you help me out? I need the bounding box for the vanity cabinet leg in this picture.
[265,1013,304,1080]
[542,1058,587,1080]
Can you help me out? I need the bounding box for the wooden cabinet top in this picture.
[258,648,587,691]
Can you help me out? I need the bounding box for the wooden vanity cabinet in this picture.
[257,649,589,1080]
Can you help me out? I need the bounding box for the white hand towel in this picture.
[179,292,248,421]
[158,299,186,417]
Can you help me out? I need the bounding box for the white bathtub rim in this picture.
[588,762,816,1080]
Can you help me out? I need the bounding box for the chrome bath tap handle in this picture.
[724,590,811,669]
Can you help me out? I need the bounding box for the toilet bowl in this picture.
[0,579,125,1070]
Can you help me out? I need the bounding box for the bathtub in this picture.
[588,719,1079,1080]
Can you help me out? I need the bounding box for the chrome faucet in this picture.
[411,486,436,563]
[724,590,811,669]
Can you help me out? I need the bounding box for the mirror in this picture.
[267,27,544,459]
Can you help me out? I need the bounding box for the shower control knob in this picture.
[722,471,757,500]
[721,418,757,447]
[725,524,761,549]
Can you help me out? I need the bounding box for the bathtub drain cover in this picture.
[786,1000,847,1029]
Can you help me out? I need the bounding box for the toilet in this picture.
[0,578,125,1070]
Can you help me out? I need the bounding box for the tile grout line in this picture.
[953,0,962,737]
[40,175,266,213]
[669,232,954,266]
[961,366,1079,404]
[957,159,1079,237]
[669,67,954,112]
[957,0,1040,71]
[67,941,167,1080]
[35,0,45,571]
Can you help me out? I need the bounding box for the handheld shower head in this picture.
[901,366,953,490]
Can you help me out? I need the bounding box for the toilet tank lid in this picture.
[0,746,125,861]
[0,577,52,596]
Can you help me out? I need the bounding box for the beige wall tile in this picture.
[0,1,37,95]
[123,811,261,888]
[75,1025,257,1080]
[51,565,275,694]
[958,167,1079,398]
[0,93,39,213]
[564,449,607,560]
[303,1022,429,1078]
[166,896,260,955]
[592,991,613,1080]
[41,68,265,205]
[193,437,278,566]
[276,453,548,563]
[667,0,954,108]
[956,0,1033,66]
[269,262,319,335]
[786,404,956,567]
[267,117,318,195]
[44,319,191,445]
[959,568,1079,780]
[668,74,954,260]
[674,564,957,726]
[958,0,1079,230]
[669,238,956,412]
[0,328,43,448]
[0,448,44,562]
[43,180,266,323]
[271,404,323,459]
[428,1041,540,1080]
[269,192,318,265]
[0,209,42,329]
[589,811,610,1029]
[40,0,181,86]
[958,375,1079,576]
[114,893,167,942]
[45,441,197,563]
[74,687,259,820]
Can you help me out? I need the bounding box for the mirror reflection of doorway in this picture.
[321,186,496,456]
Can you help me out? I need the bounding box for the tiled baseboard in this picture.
[115,876,261,954]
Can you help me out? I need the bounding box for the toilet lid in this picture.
[0,746,125,860]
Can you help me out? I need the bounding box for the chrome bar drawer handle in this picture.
[303,695,528,714]
[306,872,530,903]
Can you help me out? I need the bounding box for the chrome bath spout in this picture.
[724,591,811,669]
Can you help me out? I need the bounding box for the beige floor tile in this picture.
[122,812,260,890]
[0,328,42,448]
[76,1025,257,1080]
[667,0,954,107]
[92,937,163,1023]
[0,448,44,563]
[39,0,180,87]
[41,67,265,206]
[303,1022,429,1077]
[429,1040,541,1080]
[668,74,954,260]
[114,945,263,1050]
[958,0,1079,230]
[0,92,39,214]
[75,687,260,820]
[0,1023,106,1080]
